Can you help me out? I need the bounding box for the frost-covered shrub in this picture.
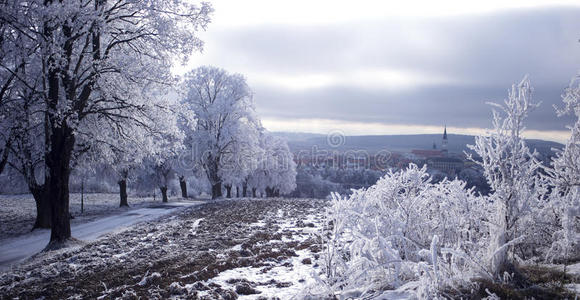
[317,164,485,298]
[466,76,544,277]
[542,73,580,263]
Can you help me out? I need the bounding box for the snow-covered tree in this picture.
[152,160,175,203]
[7,91,48,228]
[247,133,297,197]
[466,76,543,278]
[0,5,49,227]
[174,104,198,198]
[1,0,213,245]
[151,126,184,203]
[219,121,261,198]
[181,66,259,199]
[96,102,183,207]
[264,134,297,196]
[0,1,39,175]
[544,72,580,262]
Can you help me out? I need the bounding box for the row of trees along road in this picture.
[181,66,297,200]
[0,1,296,249]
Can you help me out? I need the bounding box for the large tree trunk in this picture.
[44,13,76,246]
[0,138,11,175]
[211,182,222,200]
[252,188,257,198]
[236,186,239,198]
[265,187,273,197]
[243,184,247,197]
[207,155,222,199]
[179,176,188,198]
[118,179,128,207]
[46,125,75,245]
[225,184,232,198]
[32,186,51,229]
[160,186,168,203]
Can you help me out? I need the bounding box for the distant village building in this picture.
[411,149,443,159]
[410,125,448,159]
[427,125,463,175]
[427,157,464,174]
[291,125,466,175]
[409,125,464,176]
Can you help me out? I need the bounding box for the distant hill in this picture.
[271,132,563,157]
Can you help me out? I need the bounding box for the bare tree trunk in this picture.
[236,186,239,198]
[265,187,273,197]
[160,186,168,203]
[118,179,128,207]
[32,186,51,229]
[0,138,11,175]
[211,182,222,199]
[252,188,257,198]
[243,184,247,197]
[46,127,75,245]
[80,178,84,213]
[207,155,222,199]
[179,176,188,198]
[225,184,232,198]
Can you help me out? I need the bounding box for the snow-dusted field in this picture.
[0,193,170,241]
[0,198,328,299]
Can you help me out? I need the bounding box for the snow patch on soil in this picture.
[209,248,319,299]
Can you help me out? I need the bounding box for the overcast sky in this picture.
[179,0,580,142]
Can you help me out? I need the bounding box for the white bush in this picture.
[316,164,485,298]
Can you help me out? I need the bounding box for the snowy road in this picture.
[0,200,202,271]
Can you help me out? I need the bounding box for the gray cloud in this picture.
[253,84,575,131]
[199,7,580,132]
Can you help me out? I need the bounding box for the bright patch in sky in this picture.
[246,69,459,91]
[261,118,570,143]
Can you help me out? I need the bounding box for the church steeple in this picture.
[441,125,448,155]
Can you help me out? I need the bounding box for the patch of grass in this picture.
[470,264,579,299]
[521,264,578,285]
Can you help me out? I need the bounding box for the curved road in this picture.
[0,201,202,271]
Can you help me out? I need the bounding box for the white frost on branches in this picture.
[466,76,543,277]
[544,73,580,262]
[316,164,483,298]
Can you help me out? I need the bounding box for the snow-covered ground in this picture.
[0,198,328,299]
[0,193,175,241]
[0,200,202,271]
